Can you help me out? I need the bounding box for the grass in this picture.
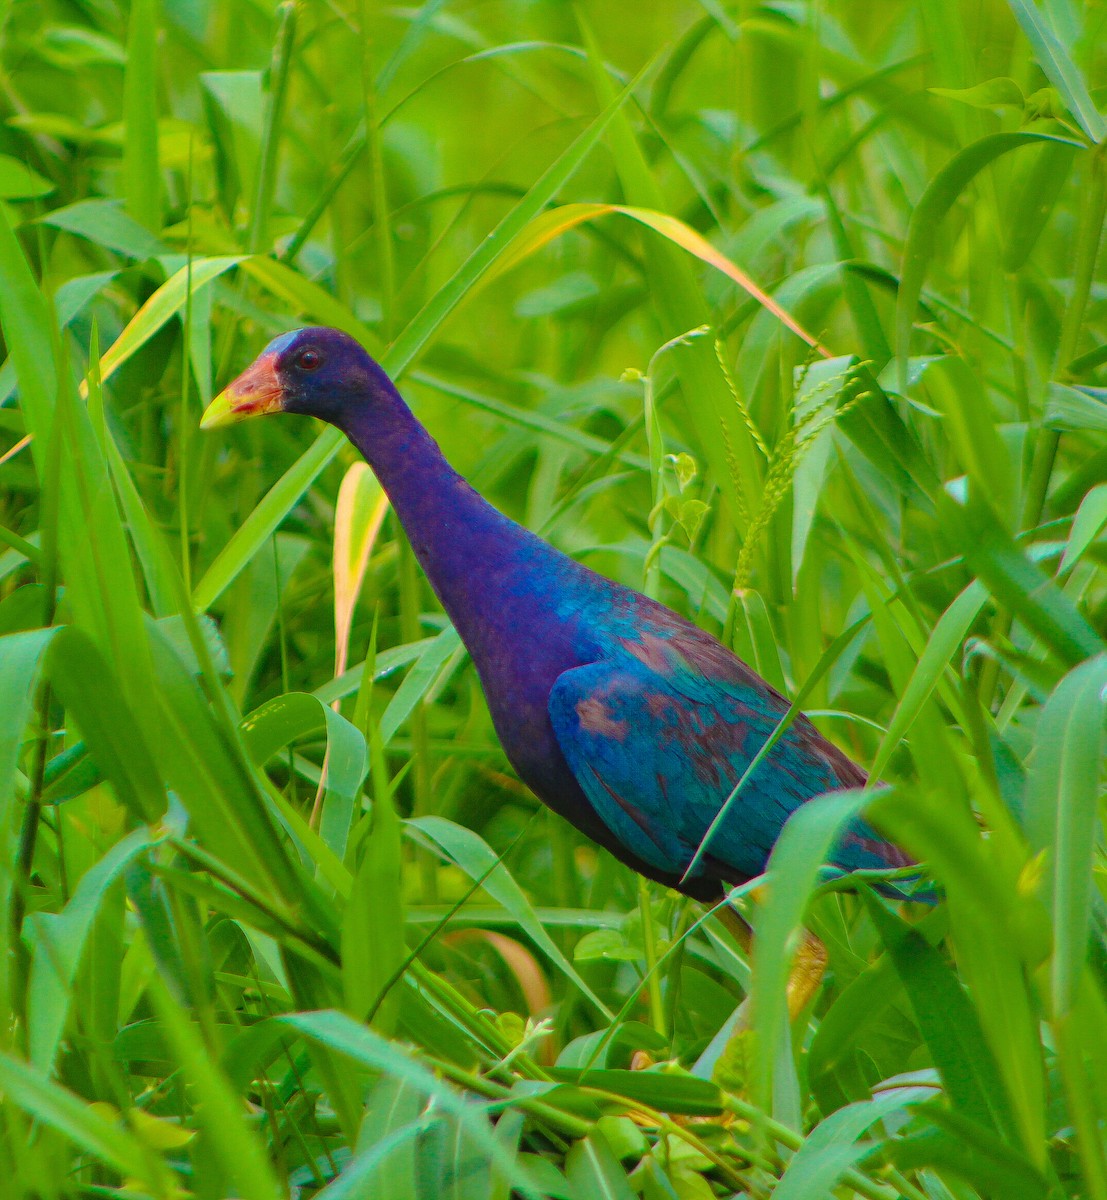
[1,0,1107,1196]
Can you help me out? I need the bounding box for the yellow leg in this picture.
[785,928,828,1020]
[715,906,828,1024]
[716,903,753,953]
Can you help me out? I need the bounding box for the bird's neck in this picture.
[340,380,585,652]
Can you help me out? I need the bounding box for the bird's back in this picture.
[459,541,911,894]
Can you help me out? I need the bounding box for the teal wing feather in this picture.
[547,618,909,884]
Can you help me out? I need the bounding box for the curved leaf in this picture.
[409,815,614,1020]
[869,581,988,781]
[896,132,1082,385]
[240,691,368,861]
[774,1092,922,1200]
[28,827,156,1072]
[1007,0,1106,142]
[0,1052,160,1185]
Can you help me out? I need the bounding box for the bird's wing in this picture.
[547,634,907,884]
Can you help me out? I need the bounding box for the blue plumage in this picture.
[203,328,913,903]
[546,592,907,886]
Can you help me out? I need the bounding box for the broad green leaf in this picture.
[0,155,54,199]
[790,357,853,585]
[565,1132,637,1200]
[548,1068,722,1116]
[730,589,787,694]
[0,628,57,815]
[921,357,1012,519]
[1045,382,1107,433]
[39,199,164,258]
[930,78,1024,110]
[835,368,943,507]
[143,624,326,923]
[343,785,405,1032]
[1003,141,1076,271]
[312,636,439,706]
[315,1124,426,1200]
[201,69,263,213]
[890,1103,1050,1198]
[774,1091,920,1200]
[240,691,367,864]
[870,787,1047,1159]
[806,947,920,1109]
[329,1077,423,1200]
[866,899,1015,1138]
[101,414,179,618]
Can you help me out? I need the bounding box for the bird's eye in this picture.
[296,348,321,370]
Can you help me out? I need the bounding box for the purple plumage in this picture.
[203,328,913,903]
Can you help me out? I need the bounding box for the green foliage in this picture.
[1,0,1107,1197]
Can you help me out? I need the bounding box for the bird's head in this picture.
[200,326,376,430]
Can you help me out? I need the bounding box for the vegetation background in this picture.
[1,0,1106,1196]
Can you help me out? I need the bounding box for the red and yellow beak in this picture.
[200,353,285,429]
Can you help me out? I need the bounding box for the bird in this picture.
[201,326,915,1013]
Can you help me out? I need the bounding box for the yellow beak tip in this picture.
[200,354,285,430]
[199,390,237,431]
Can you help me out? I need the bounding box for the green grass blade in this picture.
[379,626,462,746]
[122,0,161,232]
[868,581,987,782]
[281,1010,542,1198]
[939,492,1103,667]
[27,827,155,1072]
[0,204,57,468]
[0,1051,162,1186]
[1007,0,1106,142]
[896,132,1082,386]
[147,971,284,1200]
[867,898,1016,1138]
[97,256,242,386]
[45,627,165,822]
[773,1092,918,1200]
[1025,656,1107,1016]
[409,815,614,1020]
[753,788,874,1116]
